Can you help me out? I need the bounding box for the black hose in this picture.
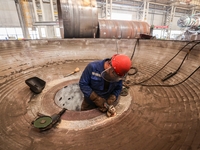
[135,40,200,84]
[161,41,200,81]
[141,66,200,87]
[123,39,139,93]
[128,67,138,76]
[130,38,139,60]
[124,39,139,79]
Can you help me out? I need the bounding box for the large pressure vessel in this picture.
[97,19,150,39]
[57,0,98,38]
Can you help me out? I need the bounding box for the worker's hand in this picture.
[90,91,107,108]
[107,94,116,105]
[98,107,107,113]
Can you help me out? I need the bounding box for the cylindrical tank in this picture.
[97,19,150,39]
[57,0,98,38]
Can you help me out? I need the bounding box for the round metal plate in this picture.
[33,116,52,129]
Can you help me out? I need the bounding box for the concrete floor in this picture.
[0,39,200,150]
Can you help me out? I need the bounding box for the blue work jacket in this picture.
[79,59,122,105]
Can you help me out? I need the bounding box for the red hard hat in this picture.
[111,54,131,77]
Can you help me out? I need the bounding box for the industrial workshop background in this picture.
[0,0,200,40]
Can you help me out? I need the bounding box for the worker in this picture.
[79,54,131,116]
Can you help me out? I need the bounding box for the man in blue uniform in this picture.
[79,54,131,114]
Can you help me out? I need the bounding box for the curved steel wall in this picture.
[0,39,200,149]
[57,0,98,38]
[98,19,150,39]
[1,2,200,150]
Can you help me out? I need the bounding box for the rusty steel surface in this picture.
[0,39,200,150]
[98,19,150,39]
[57,0,98,38]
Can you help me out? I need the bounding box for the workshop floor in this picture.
[0,39,199,150]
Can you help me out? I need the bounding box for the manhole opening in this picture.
[54,83,84,111]
[54,82,121,112]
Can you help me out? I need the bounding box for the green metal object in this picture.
[33,116,52,129]
[32,108,67,131]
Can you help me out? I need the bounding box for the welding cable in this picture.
[124,39,139,80]
[134,40,200,85]
[130,38,139,60]
[161,41,200,81]
[140,66,200,87]
[141,41,200,87]
[128,66,138,75]
[126,39,139,77]
[122,39,139,92]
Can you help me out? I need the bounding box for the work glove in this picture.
[98,107,107,113]
[90,91,107,109]
[107,94,116,105]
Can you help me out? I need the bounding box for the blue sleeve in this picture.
[79,63,93,98]
[111,80,122,99]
